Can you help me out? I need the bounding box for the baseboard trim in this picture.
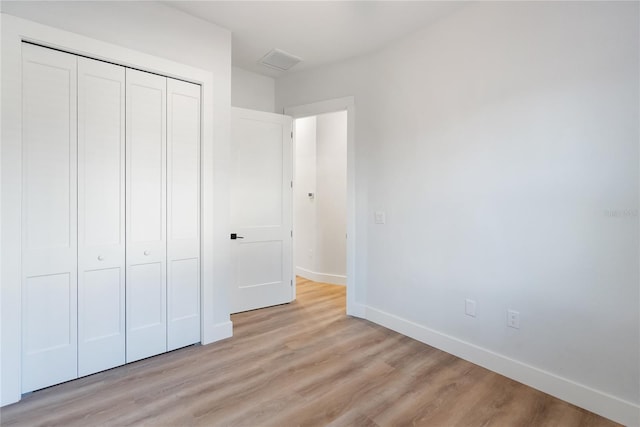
[365,305,639,426]
[296,267,346,286]
[347,302,366,319]
[202,320,233,345]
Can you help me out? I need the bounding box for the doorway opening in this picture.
[293,111,348,294]
[286,96,358,316]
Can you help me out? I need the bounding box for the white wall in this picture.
[294,116,317,273]
[294,112,347,285]
[315,112,347,281]
[232,66,275,113]
[1,0,233,405]
[277,2,639,424]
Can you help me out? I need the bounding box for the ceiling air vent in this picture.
[259,49,302,71]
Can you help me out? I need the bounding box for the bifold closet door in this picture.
[167,79,201,351]
[77,57,126,376]
[21,44,78,392]
[126,69,168,363]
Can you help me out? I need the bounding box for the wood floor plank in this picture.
[0,277,619,427]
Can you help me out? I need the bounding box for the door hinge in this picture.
[291,131,293,139]
[290,181,293,188]
[290,230,293,238]
[291,279,293,287]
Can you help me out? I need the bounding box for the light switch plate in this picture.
[465,299,476,317]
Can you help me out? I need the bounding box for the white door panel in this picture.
[21,43,78,392]
[77,57,126,377]
[20,46,203,389]
[230,108,293,314]
[126,68,167,363]
[167,78,201,351]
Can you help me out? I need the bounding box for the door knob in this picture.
[97,255,104,261]
[230,233,244,240]
[144,250,150,256]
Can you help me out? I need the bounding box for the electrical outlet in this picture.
[374,211,386,224]
[507,309,520,329]
[465,299,476,317]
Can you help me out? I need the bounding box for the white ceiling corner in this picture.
[164,1,467,78]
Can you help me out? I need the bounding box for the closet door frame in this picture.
[1,16,220,407]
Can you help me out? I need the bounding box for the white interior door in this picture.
[167,78,201,350]
[230,107,293,314]
[126,68,167,363]
[21,43,78,392]
[77,57,126,376]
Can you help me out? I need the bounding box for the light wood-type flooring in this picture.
[1,277,618,426]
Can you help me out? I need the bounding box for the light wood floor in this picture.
[1,277,618,426]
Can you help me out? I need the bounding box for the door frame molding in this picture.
[284,97,363,318]
[1,14,225,406]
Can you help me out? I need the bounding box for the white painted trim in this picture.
[365,305,640,427]
[284,97,361,318]
[203,321,233,344]
[285,96,353,119]
[0,13,224,406]
[348,303,367,319]
[296,267,346,286]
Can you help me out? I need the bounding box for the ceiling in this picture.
[165,1,467,77]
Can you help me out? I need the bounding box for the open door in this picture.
[230,107,293,314]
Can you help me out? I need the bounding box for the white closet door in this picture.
[167,78,201,351]
[126,69,167,363]
[77,57,126,376]
[21,44,78,392]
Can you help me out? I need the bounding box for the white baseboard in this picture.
[296,267,346,286]
[347,302,366,319]
[202,320,233,345]
[365,305,639,427]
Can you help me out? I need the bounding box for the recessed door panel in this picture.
[126,68,167,363]
[127,262,166,362]
[168,258,200,349]
[236,241,283,288]
[231,119,284,228]
[167,78,200,351]
[24,274,72,354]
[129,85,164,244]
[129,263,164,330]
[21,43,78,392]
[77,57,126,377]
[82,268,122,340]
[23,60,73,251]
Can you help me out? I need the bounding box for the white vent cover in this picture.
[259,49,302,71]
